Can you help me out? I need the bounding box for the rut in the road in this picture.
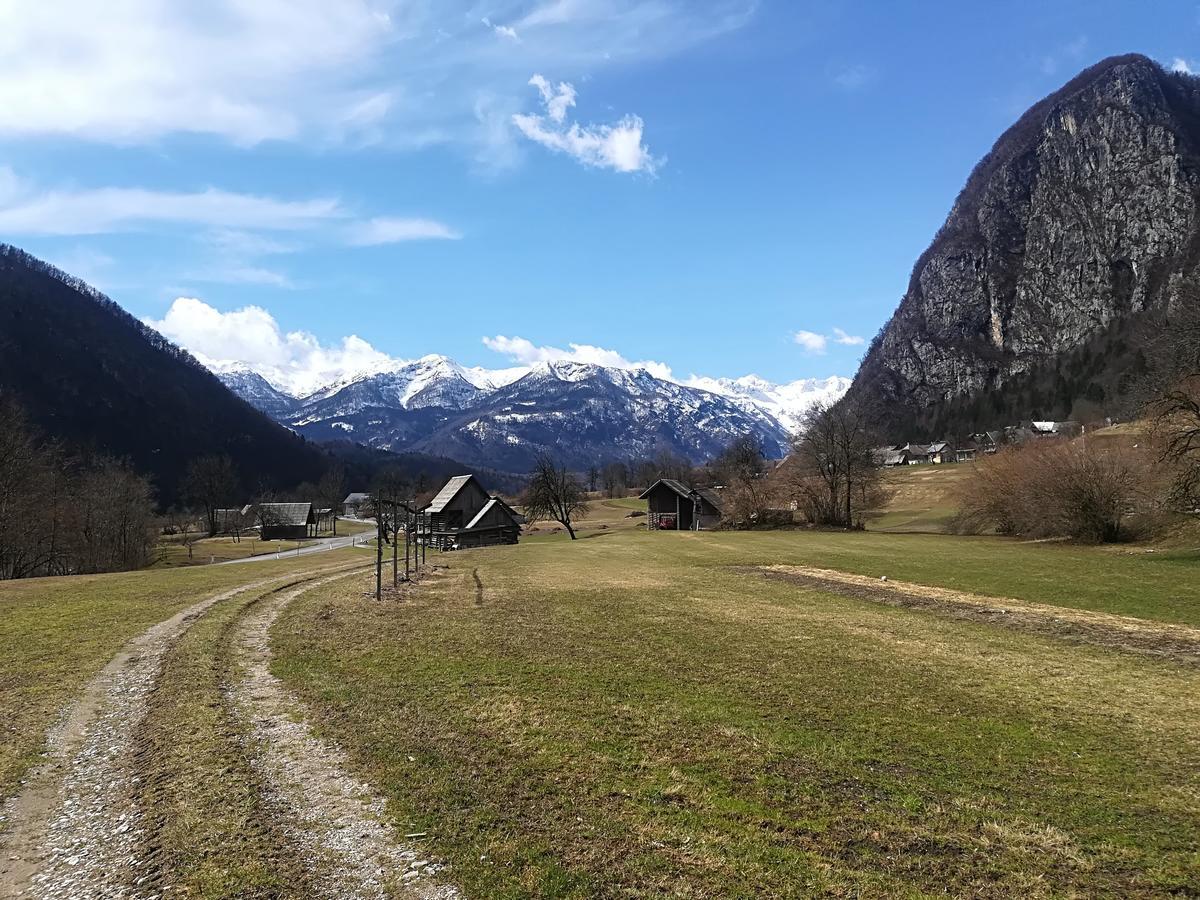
[0,571,318,900]
[230,572,461,900]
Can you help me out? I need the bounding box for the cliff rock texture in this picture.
[849,54,1200,436]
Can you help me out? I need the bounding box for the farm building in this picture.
[342,491,371,517]
[257,502,317,540]
[639,479,724,531]
[213,505,253,535]
[421,474,522,550]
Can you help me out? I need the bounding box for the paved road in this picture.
[215,529,374,566]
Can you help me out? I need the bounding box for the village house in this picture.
[342,491,371,517]
[257,502,317,540]
[421,474,522,550]
[213,505,253,535]
[639,479,724,531]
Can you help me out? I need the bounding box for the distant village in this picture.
[873,419,1100,467]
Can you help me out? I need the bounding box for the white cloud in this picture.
[482,334,674,380]
[146,297,397,396]
[1173,57,1195,75]
[792,330,828,354]
[345,217,463,245]
[0,0,753,154]
[832,327,864,346]
[512,74,662,173]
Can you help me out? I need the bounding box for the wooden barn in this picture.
[342,492,370,517]
[257,502,317,540]
[421,474,522,550]
[639,479,724,531]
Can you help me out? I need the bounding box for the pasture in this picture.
[272,527,1200,897]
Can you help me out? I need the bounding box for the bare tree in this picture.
[318,466,347,535]
[788,399,879,527]
[522,453,589,539]
[587,465,600,493]
[182,455,239,536]
[712,436,769,525]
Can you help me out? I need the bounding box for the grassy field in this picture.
[273,527,1200,897]
[864,464,971,533]
[0,551,361,806]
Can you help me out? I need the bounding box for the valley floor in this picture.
[1,525,1198,896]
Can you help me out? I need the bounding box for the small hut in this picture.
[639,479,723,531]
[257,502,316,540]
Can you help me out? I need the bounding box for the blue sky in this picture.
[1,0,1195,393]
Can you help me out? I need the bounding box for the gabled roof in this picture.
[464,498,523,531]
[425,475,478,513]
[639,479,723,512]
[638,478,692,500]
[927,441,950,452]
[343,492,370,504]
[257,502,313,526]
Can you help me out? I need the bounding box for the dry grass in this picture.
[272,529,1200,897]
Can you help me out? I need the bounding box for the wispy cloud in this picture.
[345,217,463,245]
[832,64,874,90]
[512,74,662,173]
[1039,35,1089,76]
[1172,57,1196,75]
[0,167,459,248]
[0,0,753,161]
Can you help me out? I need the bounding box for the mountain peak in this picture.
[847,52,1200,437]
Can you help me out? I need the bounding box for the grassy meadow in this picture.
[272,524,1200,897]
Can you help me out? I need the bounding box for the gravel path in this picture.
[0,572,308,899]
[230,572,461,900]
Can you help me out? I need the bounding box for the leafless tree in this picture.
[522,453,589,539]
[587,465,599,493]
[788,399,880,527]
[318,466,347,535]
[182,454,239,536]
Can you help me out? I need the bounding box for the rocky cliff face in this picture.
[849,54,1200,435]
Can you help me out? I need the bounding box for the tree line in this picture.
[0,395,157,578]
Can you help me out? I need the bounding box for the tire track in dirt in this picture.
[229,571,461,899]
[0,566,360,899]
[751,564,1200,665]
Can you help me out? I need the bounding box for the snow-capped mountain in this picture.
[217,367,301,419]
[218,354,847,471]
[684,374,851,433]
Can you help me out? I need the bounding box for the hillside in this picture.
[847,54,1200,437]
[0,245,330,504]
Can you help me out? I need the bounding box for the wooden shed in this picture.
[421,475,522,550]
[257,502,316,540]
[639,479,724,531]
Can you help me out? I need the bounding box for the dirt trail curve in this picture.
[230,574,460,899]
[0,566,358,899]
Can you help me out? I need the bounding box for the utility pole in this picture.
[375,506,384,602]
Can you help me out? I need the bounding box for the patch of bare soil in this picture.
[751,565,1200,665]
[0,572,310,900]
[229,572,460,899]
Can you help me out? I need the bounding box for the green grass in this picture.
[0,551,361,806]
[273,529,1200,897]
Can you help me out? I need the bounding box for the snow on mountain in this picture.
[685,374,851,434]
[215,352,848,470]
